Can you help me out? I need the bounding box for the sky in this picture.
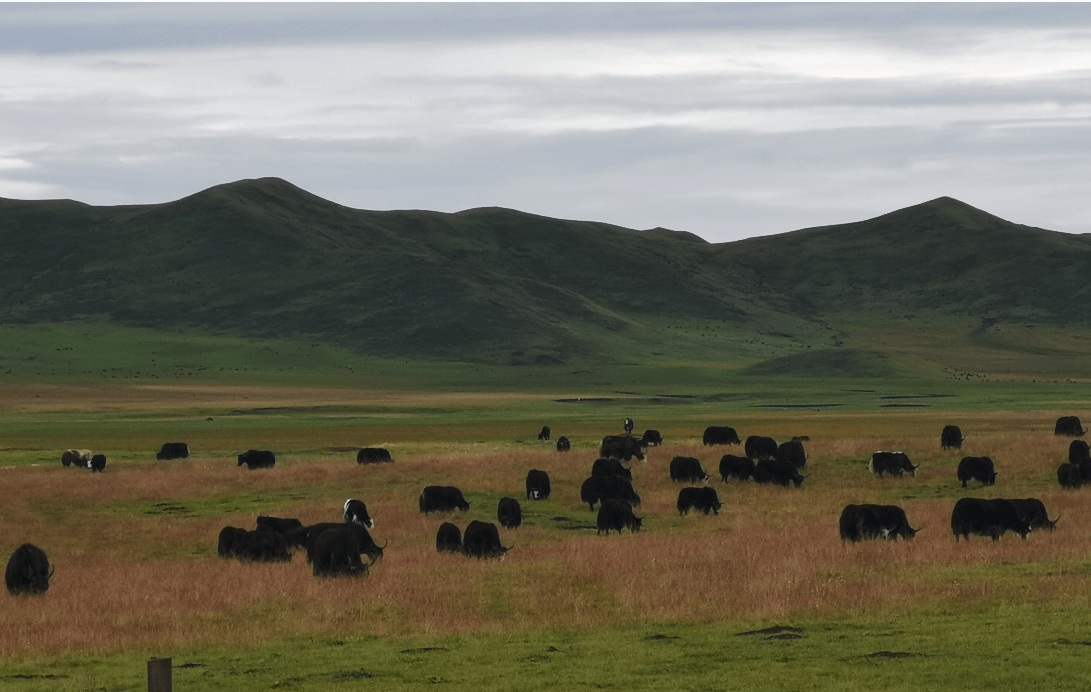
[1,3,1090,243]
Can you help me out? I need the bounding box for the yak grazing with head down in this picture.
[6,543,54,596]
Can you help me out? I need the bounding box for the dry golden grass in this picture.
[3,412,1091,656]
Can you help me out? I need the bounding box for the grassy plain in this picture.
[2,374,1091,690]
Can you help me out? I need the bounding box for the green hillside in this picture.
[720,196,1091,323]
[2,180,1090,379]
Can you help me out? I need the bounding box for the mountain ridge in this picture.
[1,178,1088,372]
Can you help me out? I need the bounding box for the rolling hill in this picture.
[1,178,1089,378]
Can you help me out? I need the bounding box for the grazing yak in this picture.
[156,442,189,461]
[957,456,997,488]
[719,454,755,482]
[677,487,722,515]
[356,447,393,464]
[61,449,92,468]
[238,449,275,469]
[311,526,371,578]
[600,435,646,462]
[744,436,778,461]
[580,475,641,511]
[951,498,1032,541]
[419,486,471,513]
[436,522,463,553]
[702,426,741,446]
[596,499,643,535]
[1007,498,1058,532]
[669,456,710,483]
[754,458,805,487]
[623,418,635,434]
[941,425,964,450]
[301,523,385,563]
[555,436,571,452]
[5,543,54,596]
[775,440,807,470]
[343,499,374,528]
[641,429,663,446]
[1055,416,1086,437]
[525,470,551,500]
[591,457,632,480]
[218,527,291,562]
[538,426,551,441]
[462,520,510,558]
[497,497,523,529]
[869,451,918,478]
[256,516,305,537]
[89,454,106,472]
[1069,440,1090,464]
[839,504,919,543]
[1058,462,1083,489]
[218,527,248,557]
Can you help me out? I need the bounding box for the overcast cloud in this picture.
[1,3,1090,242]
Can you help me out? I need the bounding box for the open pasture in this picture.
[3,386,1091,689]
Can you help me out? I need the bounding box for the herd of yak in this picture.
[5,415,1088,596]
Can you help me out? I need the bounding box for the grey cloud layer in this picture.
[0,4,1088,241]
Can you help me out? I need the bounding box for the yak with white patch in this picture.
[869,451,918,478]
[641,429,663,446]
[343,499,374,528]
[839,504,919,543]
[525,469,551,500]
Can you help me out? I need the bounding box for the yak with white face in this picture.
[343,499,374,528]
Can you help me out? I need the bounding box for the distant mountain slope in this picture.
[0,178,809,363]
[1,180,1087,368]
[718,197,1091,323]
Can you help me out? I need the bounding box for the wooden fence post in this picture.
[147,657,172,692]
